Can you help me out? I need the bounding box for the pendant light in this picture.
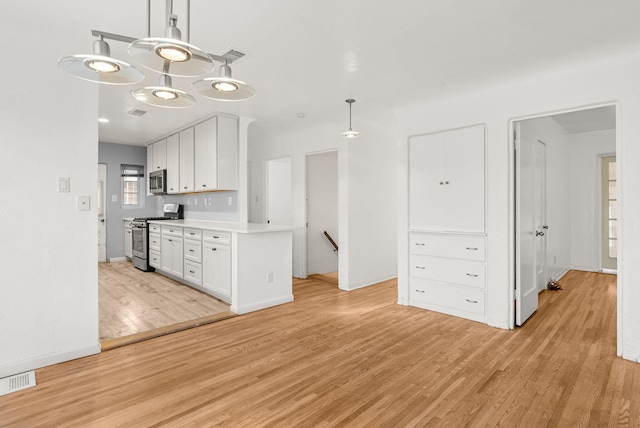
[342,99,360,138]
[128,14,214,77]
[192,62,256,101]
[131,74,195,108]
[58,36,144,85]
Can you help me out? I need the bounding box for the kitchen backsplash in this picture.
[156,192,239,222]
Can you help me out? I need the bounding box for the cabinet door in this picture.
[166,133,180,194]
[409,132,446,230]
[161,235,173,272]
[153,139,167,171]
[146,145,153,195]
[179,127,195,193]
[443,125,485,233]
[194,118,218,191]
[202,242,231,300]
[171,237,184,278]
[124,226,132,258]
[217,116,238,190]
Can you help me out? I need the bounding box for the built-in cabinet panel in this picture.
[407,124,487,324]
[409,124,485,233]
[146,114,238,194]
[179,127,195,193]
[151,139,167,171]
[161,225,183,278]
[202,241,231,301]
[166,133,180,194]
[146,146,153,195]
[123,219,133,259]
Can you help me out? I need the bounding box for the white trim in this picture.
[230,295,294,315]
[340,274,397,292]
[108,257,127,262]
[0,345,100,379]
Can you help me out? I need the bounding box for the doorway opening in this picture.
[305,151,339,286]
[513,104,618,327]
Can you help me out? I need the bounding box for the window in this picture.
[121,164,144,208]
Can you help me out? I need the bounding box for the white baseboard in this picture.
[108,257,127,263]
[231,295,294,315]
[0,344,101,379]
[339,273,398,292]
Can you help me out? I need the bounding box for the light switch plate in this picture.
[57,177,70,193]
[111,195,117,202]
[77,195,90,211]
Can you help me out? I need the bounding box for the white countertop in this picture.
[147,219,298,234]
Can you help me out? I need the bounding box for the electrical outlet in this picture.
[111,195,117,202]
[228,196,232,206]
[77,195,90,211]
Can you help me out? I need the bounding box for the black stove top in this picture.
[133,216,175,222]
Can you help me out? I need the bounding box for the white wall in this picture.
[0,8,101,377]
[248,111,398,290]
[396,50,640,361]
[569,129,616,271]
[520,117,572,283]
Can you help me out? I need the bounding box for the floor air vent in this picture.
[0,371,36,396]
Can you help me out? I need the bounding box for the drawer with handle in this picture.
[162,225,183,237]
[149,224,162,234]
[203,230,231,245]
[184,240,202,263]
[410,233,485,261]
[410,254,485,288]
[149,233,161,251]
[184,260,202,285]
[184,228,202,241]
[410,279,485,315]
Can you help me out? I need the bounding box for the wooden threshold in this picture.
[100,311,237,351]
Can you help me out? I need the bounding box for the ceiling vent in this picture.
[127,108,147,117]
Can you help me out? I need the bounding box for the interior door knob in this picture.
[542,225,549,230]
[536,231,545,237]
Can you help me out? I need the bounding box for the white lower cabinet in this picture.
[183,228,202,285]
[124,219,133,259]
[161,226,183,278]
[149,250,161,269]
[202,237,231,301]
[409,232,486,322]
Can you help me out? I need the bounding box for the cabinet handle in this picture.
[445,181,449,184]
[213,236,219,239]
[189,249,195,252]
[170,188,174,191]
[415,289,425,293]
[439,181,443,185]
[465,299,478,304]
[415,243,426,246]
[189,270,195,274]
[466,247,478,251]
[466,273,478,277]
[202,184,207,187]
[168,239,172,242]
[212,248,217,251]
[184,186,188,189]
[416,266,426,270]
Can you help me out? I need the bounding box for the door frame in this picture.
[303,149,339,281]
[98,163,108,263]
[508,102,621,346]
[599,153,617,273]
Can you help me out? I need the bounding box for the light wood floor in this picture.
[2,270,638,426]
[99,261,232,343]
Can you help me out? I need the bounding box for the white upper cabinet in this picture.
[409,124,485,233]
[152,138,167,171]
[179,127,195,193]
[166,133,180,194]
[194,115,238,192]
[146,144,153,195]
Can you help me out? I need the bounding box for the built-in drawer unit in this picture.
[149,233,161,251]
[184,240,202,263]
[410,255,485,289]
[410,233,485,261]
[184,260,202,285]
[410,279,485,316]
[409,232,487,322]
[149,224,162,234]
[203,230,231,245]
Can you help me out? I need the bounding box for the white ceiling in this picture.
[551,106,616,134]
[54,0,640,145]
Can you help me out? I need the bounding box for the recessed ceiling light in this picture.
[98,118,109,123]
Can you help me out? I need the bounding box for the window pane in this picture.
[608,201,617,219]
[609,161,616,181]
[609,181,617,200]
[609,219,617,239]
[609,239,617,258]
[121,164,144,208]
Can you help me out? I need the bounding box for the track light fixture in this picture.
[342,99,360,138]
[57,1,254,108]
[192,63,256,101]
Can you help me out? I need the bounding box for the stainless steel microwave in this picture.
[149,169,167,194]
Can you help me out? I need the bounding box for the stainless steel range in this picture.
[132,203,183,271]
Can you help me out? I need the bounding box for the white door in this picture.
[97,164,107,262]
[515,123,540,326]
[266,157,292,225]
[534,141,547,291]
[306,151,338,275]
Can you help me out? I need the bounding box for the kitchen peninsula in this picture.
[147,219,295,315]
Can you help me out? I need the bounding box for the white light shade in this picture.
[192,77,256,101]
[342,129,360,138]
[128,37,214,77]
[131,86,195,108]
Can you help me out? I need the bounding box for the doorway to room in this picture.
[305,150,339,286]
[513,104,618,326]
